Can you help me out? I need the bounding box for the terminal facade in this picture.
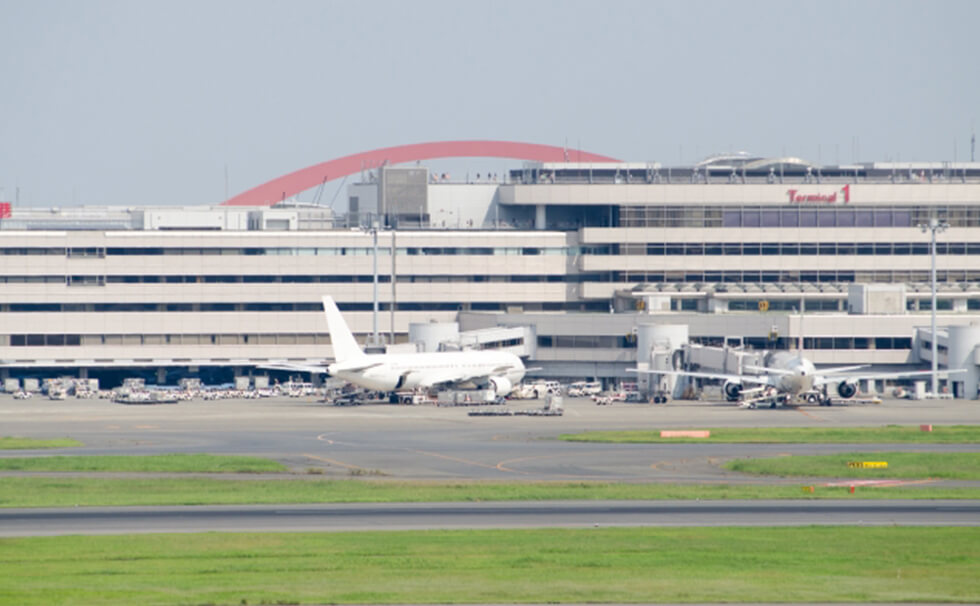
[2,149,979,397]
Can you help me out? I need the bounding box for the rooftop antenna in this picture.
[971,124,976,162]
[311,176,328,206]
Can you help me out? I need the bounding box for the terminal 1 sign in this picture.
[786,184,850,204]
[0,202,12,219]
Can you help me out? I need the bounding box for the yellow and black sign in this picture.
[847,461,888,469]
[758,300,770,312]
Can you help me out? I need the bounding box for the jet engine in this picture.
[723,381,743,402]
[836,380,857,399]
[488,376,514,396]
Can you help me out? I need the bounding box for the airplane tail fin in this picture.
[322,296,365,363]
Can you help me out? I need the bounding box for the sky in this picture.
[1,0,977,207]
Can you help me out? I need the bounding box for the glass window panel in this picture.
[761,211,780,227]
[855,210,873,227]
[780,209,799,227]
[836,210,855,227]
[817,210,836,227]
[742,210,760,227]
[722,210,741,228]
[799,210,817,227]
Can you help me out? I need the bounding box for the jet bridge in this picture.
[633,324,688,399]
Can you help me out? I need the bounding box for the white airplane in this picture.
[313,296,526,395]
[632,348,957,407]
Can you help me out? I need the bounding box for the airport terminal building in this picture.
[2,145,980,396]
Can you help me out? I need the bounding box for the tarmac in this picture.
[0,393,976,482]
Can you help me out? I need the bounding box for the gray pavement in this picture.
[0,394,977,482]
[2,500,977,537]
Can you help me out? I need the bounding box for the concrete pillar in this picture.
[953,298,968,312]
[78,367,88,379]
[535,205,547,230]
[947,324,980,399]
[156,367,166,385]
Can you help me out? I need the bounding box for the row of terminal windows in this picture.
[690,336,915,351]
[3,333,528,349]
[4,271,980,287]
[1,333,921,351]
[0,274,586,285]
[726,299,978,312]
[0,246,611,257]
[5,333,333,347]
[0,301,610,313]
[619,205,980,228]
[619,270,980,283]
[535,335,916,350]
[617,242,980,256]
[6,242,979,258]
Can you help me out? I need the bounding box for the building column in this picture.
[156,368,166,385]
[535,205,547,230]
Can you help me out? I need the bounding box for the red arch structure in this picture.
[221,140,620,206]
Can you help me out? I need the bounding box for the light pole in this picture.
[362,214,382,352]
[919,217,948,396]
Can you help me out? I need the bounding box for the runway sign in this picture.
[660,430,710,438]
[847,461,888,468]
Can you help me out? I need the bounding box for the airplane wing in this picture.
[258,363,331,374]
[414,364,520,389]
[814,365,870,376]
[629,368,776,387]
[813,368,965,386]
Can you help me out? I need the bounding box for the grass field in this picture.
[0,454,286,473]
[560,424,980,444]
[0,527,976,605]
[726,451,980,480]
[1,477,977,507]
[0,437,82,450]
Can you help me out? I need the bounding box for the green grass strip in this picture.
[726,452,980,480]
[0,527,976,605]
[0,454,286,473]
[560,424,980,444]
[0,437,82,450]
[1,477,977,508]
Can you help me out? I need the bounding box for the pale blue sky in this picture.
[1,0,977,206]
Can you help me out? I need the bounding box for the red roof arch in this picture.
[221,140,620,206]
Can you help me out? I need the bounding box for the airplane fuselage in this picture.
[328,350,526,393]
[766,352,817,396]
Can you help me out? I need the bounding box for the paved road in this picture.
[3,500,977,536]
[1,395,976,482]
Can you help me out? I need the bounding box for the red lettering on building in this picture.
[786,187,851,204]
[0,202,11,219]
